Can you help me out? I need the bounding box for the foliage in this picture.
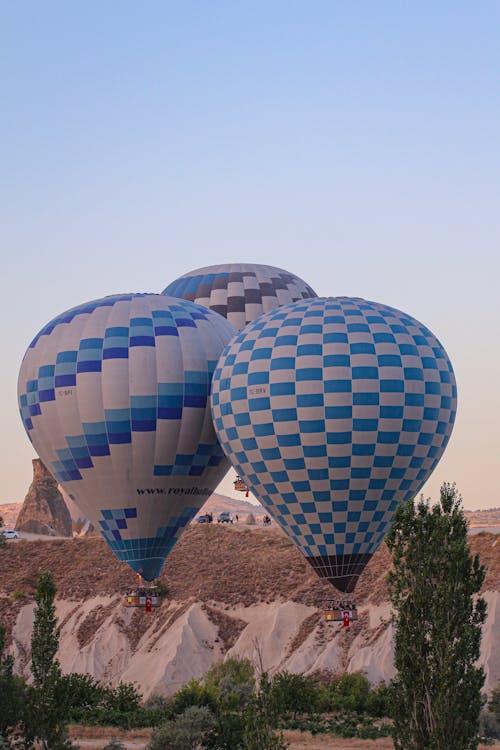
[0,517,6,548]
[61,672,107,717]
[204,657,255,708]
[102,739,126,750]
[148,705,217,750]
[171,679,218,717]
[63,675,145,728]
[242,672,287,750]
[489,684,500,718]
[386,484,487,750]
[270,671,319,719]
[154,580,169,597]
[0,623,26,742]
[24,572,78,749]
[328,673,371,713]
[11,592,26,602]
[480,685,500,741]
[280,712,391,738]
[479,708,500,741]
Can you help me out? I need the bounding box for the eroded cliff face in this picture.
[1,526,498,698]
[15,459,72,537]
[9,591,500,699]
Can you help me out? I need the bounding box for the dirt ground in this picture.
[68,725,500,749]
[283,732,499,749]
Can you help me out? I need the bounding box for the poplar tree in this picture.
[386,484,487,750]
[26,572,74,750]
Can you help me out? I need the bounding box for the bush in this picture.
[329,673,371,713]
[204,658,255,708]
[102,739,126,750]
[11,592,26,602]
[172,679,218,717]
[61,674,145,728]
[489,683,500,719]
[148,705,217,750]
[270,671,319,718]
[479,708,500,741]
[154,580,169,597]
[365,681,390,717]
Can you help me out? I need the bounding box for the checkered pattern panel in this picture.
[211,296,457,569]
[29,294,139,349]
[100,505,198,580]
[18,293,236,580]
[163,263,317,330]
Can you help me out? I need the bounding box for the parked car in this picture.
[1,529,19,539]
[196,515,207,523]
[217,512,234,524]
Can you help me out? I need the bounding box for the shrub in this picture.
[172,679,218,716]
[204,658,255,708]
[154,580,169,597]
[489,684,500,718]
[365,681,390,717]
[102,739,126,750]
[270,671,319,718]
[148,705,216,750]
[329,673,371,713]
[11,591,26,602]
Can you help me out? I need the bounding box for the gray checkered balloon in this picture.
[18,293,236,581]
[211,297,457,593]
[162,263,317,330]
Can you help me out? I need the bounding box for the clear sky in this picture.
[2,2,498,510]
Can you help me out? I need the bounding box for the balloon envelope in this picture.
[211,297,457,593]
[18,293,236,580]
[163,263,317,330]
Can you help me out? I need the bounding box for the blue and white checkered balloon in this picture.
[18,293,236,580]
[163,263,317,330]
[211,297,457,593]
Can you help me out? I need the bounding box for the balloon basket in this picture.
[324,599,358,626]
[123,582,160,610]
[233,475,249,493]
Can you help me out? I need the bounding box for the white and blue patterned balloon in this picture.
[211,297,457,593]
[18,294,236,580]
[163,263,317,331]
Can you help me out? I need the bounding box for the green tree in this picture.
[270,671,318,719]
[172,678,218,716]
[329,673,371,713]
[204,657,255,707]
[386,484,487,750]
[0,623,26,742]
[25,572,75,749]
[242,672,287,750]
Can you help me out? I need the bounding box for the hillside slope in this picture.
[1,526,498,697]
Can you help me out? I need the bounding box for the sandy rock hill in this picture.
[15,459,72,537]
[0,524,498,698]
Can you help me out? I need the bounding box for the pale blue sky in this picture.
[2,2,499,509]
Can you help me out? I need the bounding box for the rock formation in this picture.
[15,459,72,537]
[1,524,498,697]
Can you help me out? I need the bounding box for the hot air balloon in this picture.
[211,297,457,614]
[18,293,236,583]
[163,263,317,331]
